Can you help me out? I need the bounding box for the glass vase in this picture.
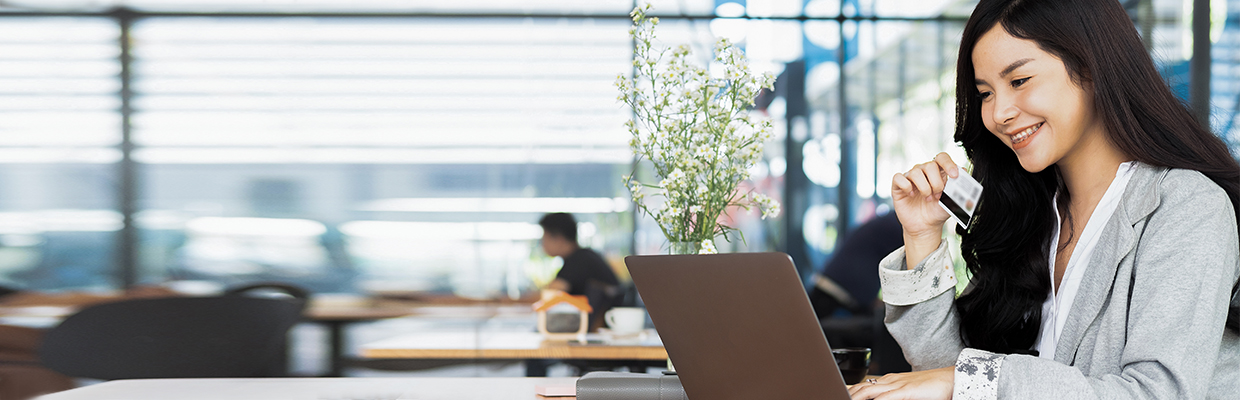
[665,240,696,373]
[668,241,699,255]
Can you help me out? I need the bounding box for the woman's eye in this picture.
[978,91,992,100]
[1012,77,1030,87]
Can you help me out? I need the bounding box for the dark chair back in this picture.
[584,280,625,331]
[39,296,304,380]
[225,281,310,301]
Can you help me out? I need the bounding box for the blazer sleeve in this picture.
[879,241,964,371]
[979,173,1240,399]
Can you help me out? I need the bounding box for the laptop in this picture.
[625,252,852,399]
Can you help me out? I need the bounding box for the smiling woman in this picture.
[850,0,1240,399]
[971,28,1115,175]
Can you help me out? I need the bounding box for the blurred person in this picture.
[809,211,904,319]
[807,211,911,374]
[537,212,620,331]
[851,0,1240,399]
[527,213,622,377]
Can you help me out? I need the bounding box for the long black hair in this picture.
[954,0,1240,354]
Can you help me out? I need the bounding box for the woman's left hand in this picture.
[848,367,954,400]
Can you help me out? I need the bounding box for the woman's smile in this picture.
[1008,122,1043,150]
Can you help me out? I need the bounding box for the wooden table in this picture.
[297,303,537,377]
[0,302,420,377]
[0,305,76,328]
[36,377,580,400]
[302,305,416,377]
[361,330,668,361]
[0,301,539,377]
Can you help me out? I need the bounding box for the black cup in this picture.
[831,347,871,385]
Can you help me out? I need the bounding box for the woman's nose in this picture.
[991,94,1018,126]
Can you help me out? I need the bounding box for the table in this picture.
[35,377,580,400]
[0,305,75,328]
[303,305,416,377]
[361,328,668,376]
[0,301,538,378]
[362,330,667,361]
[0,302,416,377]
[312,304,550,376]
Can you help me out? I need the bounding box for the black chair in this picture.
[224,281,312,375]
[583,279,625,332]
[225,281,310,301]
[38,295,305,380]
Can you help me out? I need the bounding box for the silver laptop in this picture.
[625,252,852,399]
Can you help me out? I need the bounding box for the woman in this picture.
[849,0,1240,399]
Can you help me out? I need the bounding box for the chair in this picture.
[38,295,304,380]
[225,281,310,301]
[583,279,625,332]
[224,281,311,375]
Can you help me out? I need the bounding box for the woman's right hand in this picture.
[891,152,958,269]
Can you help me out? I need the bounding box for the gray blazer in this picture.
[882,164,1240,399]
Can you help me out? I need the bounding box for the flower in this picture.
[698,239,718,254]
[618,3,780,249]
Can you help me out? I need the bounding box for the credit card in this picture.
[938,167,982,229]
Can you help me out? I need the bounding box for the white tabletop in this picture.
[36,377,580,400]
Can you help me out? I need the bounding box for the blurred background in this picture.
[0,0,1233,300]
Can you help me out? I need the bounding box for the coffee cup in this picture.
[831,347,871,385]
[604,307,646,335]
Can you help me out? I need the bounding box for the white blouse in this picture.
[1035,161,1139,359]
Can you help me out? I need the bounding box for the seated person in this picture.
[807,211,911,374]
[538,213,620,332]
[808,211,903,319]
[527,213,622,377]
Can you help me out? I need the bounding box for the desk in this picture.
[0,306,75,328]
[0,303,415,377]
[307,304,541,376]
[362,330,667,361]
[304,306,415,377]
[36,377,580,400]
[0,302,536,377]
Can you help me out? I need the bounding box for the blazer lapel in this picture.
[1053,164,1164,364]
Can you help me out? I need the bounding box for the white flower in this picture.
[698,239,718,254]
[667,168,685,182]
[621,5,780,246]
[762,203,782,219]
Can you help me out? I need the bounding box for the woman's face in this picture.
[972,26,1105,173]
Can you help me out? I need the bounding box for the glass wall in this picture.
[128,16,636,297]
[0,18,122,290]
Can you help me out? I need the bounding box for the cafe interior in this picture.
[0,0,1234,398]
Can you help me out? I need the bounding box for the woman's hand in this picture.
[891,152,958,269]
[848,367,954,400]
